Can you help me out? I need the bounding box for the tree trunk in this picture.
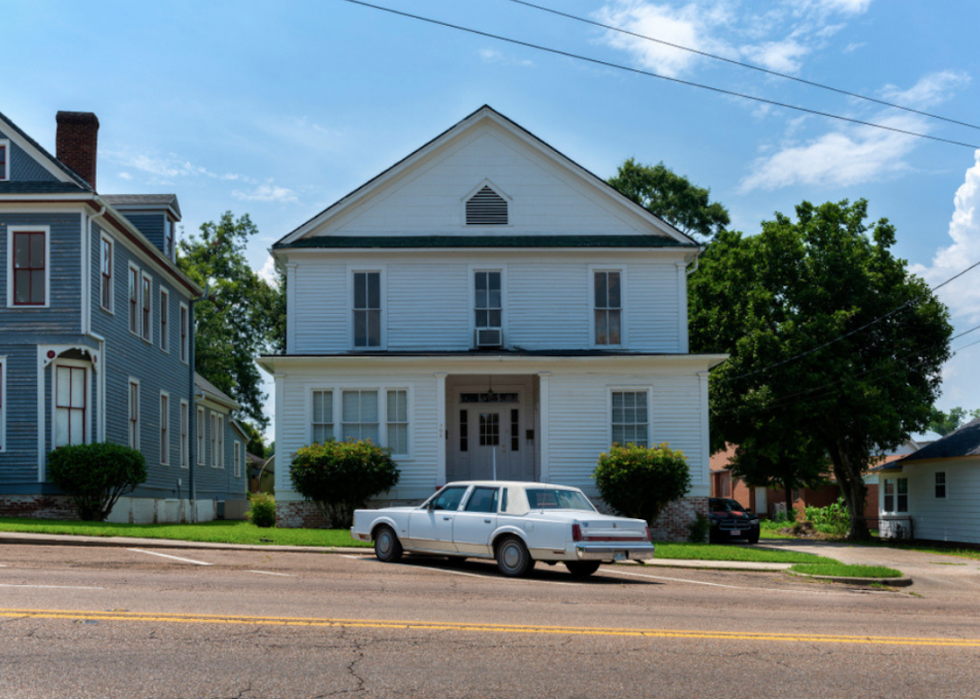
[827,445,870,541]
[782,479,795,521]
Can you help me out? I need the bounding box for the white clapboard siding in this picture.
[507,262,590,349]
[546,372,707,498]
[899,462,980,544]
[627,262,681,352]
[387,263,470,351]
[323,130,646,236]
[292,264,348,354]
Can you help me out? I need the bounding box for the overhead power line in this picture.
[337,0,980,150]
[505,0,980,132]
[723,257,980,384]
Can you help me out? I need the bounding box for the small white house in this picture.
[258,106,725,538]
[876,418,980,544]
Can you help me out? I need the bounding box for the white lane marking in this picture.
[609,569,890,595]
[0,583,104,590]
[247,570,292,577]
[127,549,213,566]
[341,555,367,560]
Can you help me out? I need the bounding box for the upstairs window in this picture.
[180,303,189,363]
[466,185,508,226]
[164,219,175,260]
[141,273,152,342]
[159,289,169,352]
[12,229,47,306]
[594,271,622,346]
[100,236,113,312]
[128,267,139,334]
[935,471,946,499]
[352,271,381,348]
[474,271,502,329]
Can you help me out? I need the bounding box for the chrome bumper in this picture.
[574,542,656,561]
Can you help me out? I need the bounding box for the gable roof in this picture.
[102,193,182,220]
[897,418,980,464]
[0,109,93,190]
[274,105,698,249]
[195,373,241,412]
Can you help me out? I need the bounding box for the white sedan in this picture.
[351,481,655,578]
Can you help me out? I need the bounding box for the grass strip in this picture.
[654,542,828,564]
[789,562,902,578]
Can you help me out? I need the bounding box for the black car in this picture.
[708,498,760,544]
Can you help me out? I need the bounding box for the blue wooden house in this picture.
[0,109,247,522]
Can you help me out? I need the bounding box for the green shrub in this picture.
[247,493,277,528]
[290,440,400,529]
[688,512,710,543]
[594,442,691,526]
[805,497,850,537]
[47,442,148,521]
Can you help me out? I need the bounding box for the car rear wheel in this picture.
[374,525,403,563]
[565,561,601,578]
[495,536,533,577]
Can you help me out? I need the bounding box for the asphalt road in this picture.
[1,543,979,699]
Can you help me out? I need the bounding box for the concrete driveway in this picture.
[755,539,980,595]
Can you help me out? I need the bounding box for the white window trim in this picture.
[51,358,91,449]
[589,265,627,349]
[606,386,652,448]
[128,263,141,336]
[179,302,190,364]
[0,139,9,181]
[159,391,170,466]
[308,385,414,460]
[140,271,153,344]
[99,233,114,314]
[0,356,7,452]
[348,266,387,350]
[210,412,217,468]
[935,471,947,499]
[197,406,206,466]
[128,377,141,451]
[234,441,241,478]
[159,288,170,353]
[180,399,189,469]
[467,264,508,348]
[309,388,336,445]
[217,414,225,469]
[882,477,910,514]
[7,225,51,309]
[461,179,513,228]
[385,387,411,458]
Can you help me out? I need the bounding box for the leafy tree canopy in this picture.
[691,200,952,539]
[927,406,980,436]
[607,158,730,242]
[178,212,284,431]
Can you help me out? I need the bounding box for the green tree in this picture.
[607,158,730,242]
[178,212,283,431]
[927,406,980,436]
[593,443,691,526]
[690,200,952,539]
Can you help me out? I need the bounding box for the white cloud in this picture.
[118,172,132,181]
[741,37,810,73]
[258,254,280,285]
[104,149,243,184]
[232,182,298,204]
[909,151,980,324]
[739,116,917,191]
[881,71,971,110]
[478,48,534,67]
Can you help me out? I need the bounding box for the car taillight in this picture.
[572,524,583,542]
[645,526,652,542]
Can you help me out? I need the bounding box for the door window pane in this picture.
[465,487,499,513]
[479,413,500,446]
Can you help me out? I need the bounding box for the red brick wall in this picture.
[276,500,331,529]
[648,496,709,542]
[0,495,76,520]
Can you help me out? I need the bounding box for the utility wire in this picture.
[722,257,980,384]
[337,0,980,150]
[505,0,980,132]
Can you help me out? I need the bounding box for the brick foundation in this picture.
[649,496,709,542]
[0,495,76,520]
[276,500,332,529]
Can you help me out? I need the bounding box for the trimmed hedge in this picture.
[594,442,691,526]
[47,442,148,521]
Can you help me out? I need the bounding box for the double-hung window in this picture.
[474,271,502,329]
[883,478,909,513]
[159,290,169,352]
[342,390,379,442]
[159,393,169,465]
[352,271,381,348]
[128,267,140,335]
[210,413,218,468]
[234,441,242,478]
[54,364,87,448]
[141,273,152,342]
[312,390,334,443]
[386,390,408,455]
[180,400,189,469]
[217,415,225,469]
[11,228,47,306]
[100,236,113,312]
[611,390,648,447]
[128,380,140,449]
[197,407,205,466]
[935,471,946,498]
[594,271,622,346]
[179,303,189,363]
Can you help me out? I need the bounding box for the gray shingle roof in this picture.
[899,418,980,463]
[194,373,240,410]
[102,193,182,219]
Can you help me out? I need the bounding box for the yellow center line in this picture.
[1,608,977,647]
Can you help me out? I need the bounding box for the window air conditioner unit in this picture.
[475,327,503,348]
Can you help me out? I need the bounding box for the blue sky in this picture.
[6,0,980,436]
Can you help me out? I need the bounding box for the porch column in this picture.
[538,372,550,482]
[435,372,447,485]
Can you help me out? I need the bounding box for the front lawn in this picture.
[789,562,903,578]
[654,542,829,564]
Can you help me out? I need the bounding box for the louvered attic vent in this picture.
[466,186,508,226]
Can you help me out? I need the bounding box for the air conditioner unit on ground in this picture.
[475,327,503,348]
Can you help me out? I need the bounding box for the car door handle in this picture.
[443,517,451,521]
[484,519,492,524]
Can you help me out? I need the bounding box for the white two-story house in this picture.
[259,106,725,538]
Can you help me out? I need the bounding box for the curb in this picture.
[0,532,367,555]
[785,570,914,587]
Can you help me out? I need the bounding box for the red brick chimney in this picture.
[56,111,100,189]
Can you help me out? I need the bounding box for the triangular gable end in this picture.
[0,110,92,190]
[276,105,696,247]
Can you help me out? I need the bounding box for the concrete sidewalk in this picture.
[0,531,793,571]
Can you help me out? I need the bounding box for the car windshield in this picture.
[525,488,596,512]
[710,499,747,512]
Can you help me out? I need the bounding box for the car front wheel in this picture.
[495,536,534,577]
[374,525,403,563]
[565,561,601,578]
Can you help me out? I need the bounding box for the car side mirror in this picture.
[426,501,436,512]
